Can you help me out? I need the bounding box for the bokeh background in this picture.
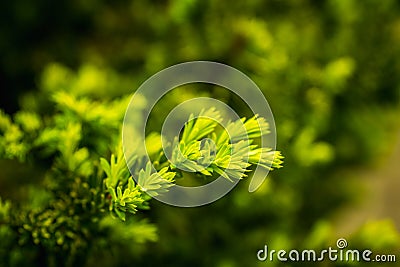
[1,0,400,266]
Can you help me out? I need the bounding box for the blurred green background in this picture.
[1,0,400,266]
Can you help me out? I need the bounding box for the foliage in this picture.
[0,80,280,266]
[0,88,147,266]
[169,108,283,181]
[1,0,400,267]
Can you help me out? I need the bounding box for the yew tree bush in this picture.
[1,0,400,267]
